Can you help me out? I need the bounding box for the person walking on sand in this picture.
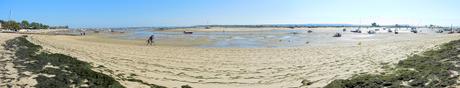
[147,35,155,45]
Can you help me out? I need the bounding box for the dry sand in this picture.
[25,29,460,88]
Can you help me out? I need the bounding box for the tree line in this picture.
[0,20,50,29]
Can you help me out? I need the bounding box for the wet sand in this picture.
[26,28,460,88]
[160,27,296,32]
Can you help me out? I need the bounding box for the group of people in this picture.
[80,32,86,36]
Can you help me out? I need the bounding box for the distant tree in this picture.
[1,20,50,29]
[30,22,40,29]
[43,24,49,29]
[429,24,435,29]
[0,20,4,28]
[4,20,20,29]
[21,20,30,29]
[371,22,379,27]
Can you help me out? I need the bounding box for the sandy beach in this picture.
[19,28,460,88]
[2,0,459,87]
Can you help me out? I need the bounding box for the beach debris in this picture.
[289,32,299,34]
[395,31,399,34]
[307,30,313,33]
[343,28,347,32]
[305,41,310,44]
[205,26,211,29]
[301,79,314,86]
[351,29,361,33]
[183,31,193,34]
[436,30,444,33]
[368,30,376,34]
[157,27,167,31]
[388,29,393,32]
[411,30,418,33]
[443,28,451,31]
[333,33,342,37]
[181,85,193,88]
[410,27,418,33]
[374,29,380,31]
[448,28,456,34]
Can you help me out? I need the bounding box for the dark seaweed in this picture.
[325,39,460,88]
[4,36,124,88]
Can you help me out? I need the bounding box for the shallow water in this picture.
[105,28,443,48]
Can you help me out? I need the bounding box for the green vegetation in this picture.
[325,39,460,88]
[3,36,124,88]
[21,20,30,29]
[371,22,379,27]
[30,21,49,29]
[1,20,21,29]
[0,19,49,29]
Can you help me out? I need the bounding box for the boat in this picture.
[183,31,193,34]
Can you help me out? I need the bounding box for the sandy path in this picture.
[28,33,460,88]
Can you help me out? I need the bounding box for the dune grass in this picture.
[3,35,125,88]
[325,39,460,87]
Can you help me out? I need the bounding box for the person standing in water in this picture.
[147,35,155,45]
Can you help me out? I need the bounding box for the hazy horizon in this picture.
[1,0,459,28]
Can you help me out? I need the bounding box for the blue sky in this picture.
[0,0,458,28]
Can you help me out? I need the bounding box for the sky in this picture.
[0,0,459,28]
